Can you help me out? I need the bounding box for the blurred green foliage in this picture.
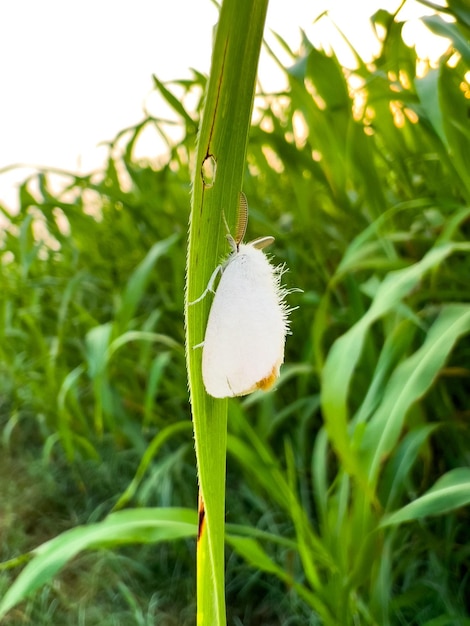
[1,1,470,624]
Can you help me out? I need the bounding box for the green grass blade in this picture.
[423,14,470,65]
[184,1,269,624]
[321,243,466,481]
[85,322,113,435]
[381,468,470,526]
[364,304,470,485]
[115,233,179,333]
[152,75,198,130]
[113,421,193,511]
[382,424,438,512]
[0,508,197,620]
[226,535,333,622]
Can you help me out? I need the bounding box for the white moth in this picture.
[195,193,290,398]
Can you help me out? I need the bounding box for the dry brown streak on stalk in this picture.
[197,491,206,542]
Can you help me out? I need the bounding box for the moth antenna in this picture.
[235,192,249,246]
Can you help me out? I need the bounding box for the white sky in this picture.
[0,0,448,209]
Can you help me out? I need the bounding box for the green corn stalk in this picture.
[184,1,269,624]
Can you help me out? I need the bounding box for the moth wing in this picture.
[202,246,287,398]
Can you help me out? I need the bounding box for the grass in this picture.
[0,448,197,625]
[1,0,470,623]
